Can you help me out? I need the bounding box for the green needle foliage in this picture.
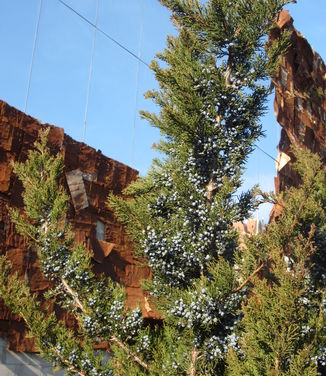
[109,0,294,374]
[2,1,314,375]
[1,129,150,376]
[227,149,326,376]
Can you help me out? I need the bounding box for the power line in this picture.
[58,0,150,68]
[83,0,100,142]
[57,0,277,168]
[255,144,277,163]
[24,0,43,113]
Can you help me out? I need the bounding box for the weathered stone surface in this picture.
[0,99,153,352]
[271,11,326,199]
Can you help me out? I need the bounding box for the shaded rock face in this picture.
[271,10,326,198]
[0,99,154,352]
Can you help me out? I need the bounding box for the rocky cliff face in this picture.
[271,11,326,200]
[0,99,154,352]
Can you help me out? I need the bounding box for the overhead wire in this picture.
[255,144,277,163]
[57,0,278,169]
[58,0,150,68]
[24,0,43,114]
[131,0,145,163]
[83,0,100,142]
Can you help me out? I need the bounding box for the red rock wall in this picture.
[0,99,154,352]
[271,11,326,198]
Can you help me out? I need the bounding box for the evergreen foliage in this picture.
[227,149,326,376]
[109,0,294,374]
[4,1,325,376]
[0,129,149,376]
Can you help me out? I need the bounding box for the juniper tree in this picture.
[109,0,294,374]
[0,1,297,375]
[0,129,150,376]
[227,149,326,376]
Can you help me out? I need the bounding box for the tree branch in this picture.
[233,262,264,293]
[110,336,149,371]
[206,179,217,202]
[61,278,86,314]
[189,348,200,376]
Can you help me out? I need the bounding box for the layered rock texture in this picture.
[271,11,326,197]
[0,99,153,352]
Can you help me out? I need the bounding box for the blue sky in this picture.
[0,0,325,221]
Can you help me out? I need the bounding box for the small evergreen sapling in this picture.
[109,0,294,374]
